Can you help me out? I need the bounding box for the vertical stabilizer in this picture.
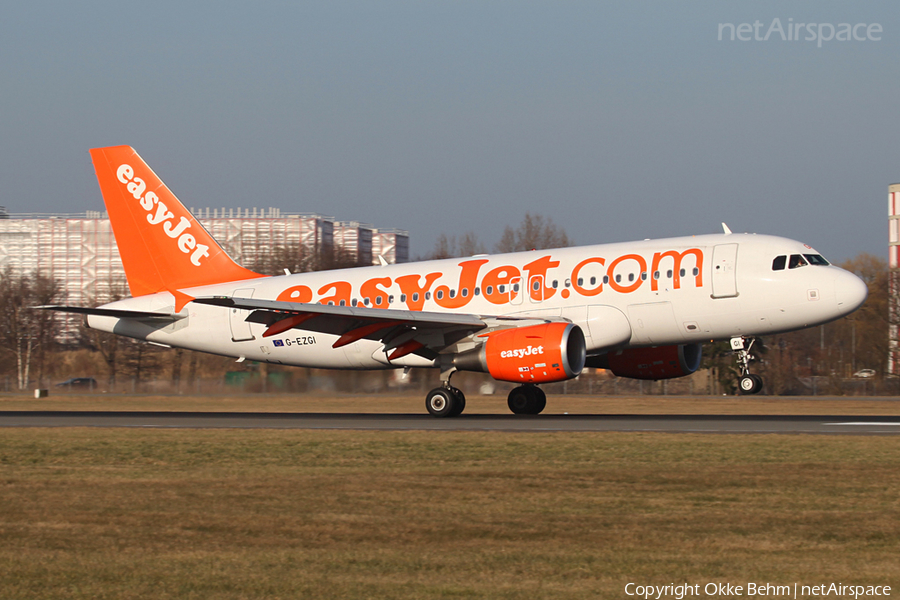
[90,146,264,297]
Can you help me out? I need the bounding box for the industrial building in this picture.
[0,207,408,339]
[889,184,900,375]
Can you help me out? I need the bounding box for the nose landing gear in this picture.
[732,336,763,394]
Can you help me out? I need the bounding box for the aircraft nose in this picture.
[834,269,868,314]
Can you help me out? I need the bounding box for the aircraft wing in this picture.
[192,296,558,361]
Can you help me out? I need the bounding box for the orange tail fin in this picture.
[90,146,264,297]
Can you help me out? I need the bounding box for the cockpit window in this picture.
[804,254,830,266]
[788,254,808,269]
[772,256,786,271]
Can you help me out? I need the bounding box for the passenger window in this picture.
[425,292,431,300]
[653,271,660,280]
[436,290,443,300]
[603,276,609,284]
[411,293,418,302]
[667,270,673,278]
[486,285,493,295]
[400,294,407,303]
[589,276,596,285]
[462,288,469,297]
[789,254,808,269]
[772,256,786,271]
[692,268,699,276]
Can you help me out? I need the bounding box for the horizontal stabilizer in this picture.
[35,305,184,321]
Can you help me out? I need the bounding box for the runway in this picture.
[2,411,900,434]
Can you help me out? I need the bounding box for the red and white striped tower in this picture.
[889,183,900,375]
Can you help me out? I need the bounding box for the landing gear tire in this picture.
[426,388,459,418]
[739,374,762,395]
[507,385,546,415]
[532,387,547,414]
[449,387,466,417]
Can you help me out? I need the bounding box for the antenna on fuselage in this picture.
[722,223,732,235]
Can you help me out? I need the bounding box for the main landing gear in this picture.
[732,336,763,395]
[425,366,467,418]
[424,367,547,417]
[425,385,466,418]
[507,385,546,415]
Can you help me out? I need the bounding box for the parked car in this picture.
[56,377,98,390]
[852,369,876,378]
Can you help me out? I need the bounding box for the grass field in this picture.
[1,417,899,599]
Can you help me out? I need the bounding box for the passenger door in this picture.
[711,244,738,298]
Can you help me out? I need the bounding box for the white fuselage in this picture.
[87,233,868,370]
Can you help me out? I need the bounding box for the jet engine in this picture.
[453,322,586,383]
[589,343,703,380]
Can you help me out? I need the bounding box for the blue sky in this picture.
[1,1,897,261]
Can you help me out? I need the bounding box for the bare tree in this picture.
[429,232,486,260]
[834,253,888,375]
[494,214,572,253]
[0,267,61,389]
[120,338,162,391]
[80,276,129,389]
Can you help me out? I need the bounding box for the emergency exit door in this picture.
[230,288,256,341]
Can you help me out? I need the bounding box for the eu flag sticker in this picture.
[273,339,284,347]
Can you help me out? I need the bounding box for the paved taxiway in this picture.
[1,411,899,434]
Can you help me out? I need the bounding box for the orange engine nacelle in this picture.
[453,323,586,384]
[593,343,703,380]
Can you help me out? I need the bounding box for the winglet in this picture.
[89,146,265,296]
[722,223,732,235]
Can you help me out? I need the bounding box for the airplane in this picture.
[42,146,868,416]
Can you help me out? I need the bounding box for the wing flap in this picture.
[193,296,488,358]
[192,296,487,328]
